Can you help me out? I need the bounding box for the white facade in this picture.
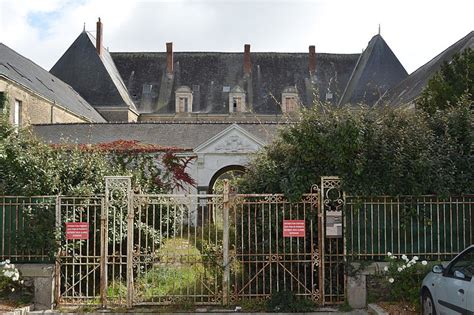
[185,124,266,194]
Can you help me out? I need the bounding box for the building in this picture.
[50,19,408,122]
[29,19,473,192]
[0,43,105,128]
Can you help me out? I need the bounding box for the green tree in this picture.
[417,48,473,114]
[238,104,473,198]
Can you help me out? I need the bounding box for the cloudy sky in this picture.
[1,0,473,73]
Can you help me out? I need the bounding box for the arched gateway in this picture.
[190,123,267,194]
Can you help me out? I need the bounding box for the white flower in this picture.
[397,267,403,272]
[5,260,10,264]
[422,260,428,266]
[390,255,397,259]
[388,278,394,283]
[20,280,24,284]
[407,262,412,268]
[11,288,15,292]
[401,254,407,260]
[402,265,406,270]
[387,252,392,257]
[413,256,419,261]
[384,266,389,272]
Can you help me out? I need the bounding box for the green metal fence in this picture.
[0,196,57,263]
[345,195,474,260]
[2,194,474,264]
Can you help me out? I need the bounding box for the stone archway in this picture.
[207,164,246,194]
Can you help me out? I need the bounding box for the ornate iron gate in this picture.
[56,176,346,307]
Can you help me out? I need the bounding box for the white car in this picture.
[421,245,474,315]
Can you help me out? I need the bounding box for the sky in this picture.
[0,0,473,74]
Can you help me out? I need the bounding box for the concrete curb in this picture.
[367,304,388,315]
[27,311,368,315]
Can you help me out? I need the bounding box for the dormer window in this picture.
[175,86,193,113]
[281,86,299,113]
[229,86,246,113]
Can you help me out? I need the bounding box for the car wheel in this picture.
[422,290,436,315]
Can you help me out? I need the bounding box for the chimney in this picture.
[244,44,251,75]
[96,18,103,56]
[166,42,174,75]
[309,45,316,74]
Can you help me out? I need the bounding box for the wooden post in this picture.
[222,180,230,305]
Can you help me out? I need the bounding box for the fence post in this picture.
[126,188,134,309]
[99,197,108,309]
[54,196,61,306]
[222,179,230,305]
[104,176,133,308]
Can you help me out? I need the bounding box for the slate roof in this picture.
[0,43,105,122]
[111,51,360,114]
[32,121,287,148]
[50,32,137,111]
[380,31,474,106]
[339,35,408,106]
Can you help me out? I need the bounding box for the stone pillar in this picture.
[17,264,55,310]
[347,274,367,308]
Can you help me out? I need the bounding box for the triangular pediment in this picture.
[194,124,266,154]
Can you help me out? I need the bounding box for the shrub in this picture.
[135,238,205,300]
[238,104,472,199]
[379,253,433,306]
[266,290,316,312]
[0,260,31,304]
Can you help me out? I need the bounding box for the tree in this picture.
[417,48,473,114]
[238,103,473,199]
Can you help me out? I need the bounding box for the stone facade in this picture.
[0,78,87,127]
[92,106,138,122]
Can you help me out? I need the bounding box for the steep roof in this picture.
[111,51,360,114]
[32,121,287,148]
[50,31,137,111]
[380,31,474,106]
[339,35,408,106]
[0,43,105,122]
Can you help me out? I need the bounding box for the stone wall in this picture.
[95,107,138,122]
[0,79,87,127]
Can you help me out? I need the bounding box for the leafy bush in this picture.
[0,260,31,304]
[266,290,316,312]
[379,253,433,306]
[417,48,473,114]
[135,238,205,300]
[0,117,196,260]
[239,104,472,199]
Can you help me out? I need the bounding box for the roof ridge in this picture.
[32,120,292,126]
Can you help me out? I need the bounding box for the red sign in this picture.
[283,220,306,237]
[65,222,89,240]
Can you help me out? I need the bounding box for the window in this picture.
[233,97,239,111]
[13,99,22,127]
[228,86,246,113]
[285,97,296,112]
[175,86,193,113]
[0,92,5,114]
[183,97,189,112]
[446,248,474,280]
